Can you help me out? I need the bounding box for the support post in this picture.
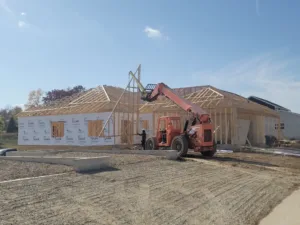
[136,65,141,140]
[153,112,156,136]
[231,107,237,145]
[113,111,116,145]
[230,107,233,144]
[277,117,281,140]
[256,116,259,145]
[225,108,228,144]
[98,77,133,138]
[219,108,223,144]
[214,109,217,143]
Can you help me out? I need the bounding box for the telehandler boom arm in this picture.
[129,73,211,123]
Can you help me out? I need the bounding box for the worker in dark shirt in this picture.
[137,129,147,150]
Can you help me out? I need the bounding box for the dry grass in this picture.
[0,133,18,149]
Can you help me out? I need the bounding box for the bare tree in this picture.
[25,89,44,109]
[0,116,5,132]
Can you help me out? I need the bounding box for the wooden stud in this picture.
[277,117,281,140]
[256,116,259,144]
[225,108,228,144]
[152,112,156,136]
[98,79,132,137]
[230,107,233,144]
[214,109,217,142]
[219,109,223,144]
[231,107,237,145]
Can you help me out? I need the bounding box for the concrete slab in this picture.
[0,156,111,172]
[6,150,58,156]
[273,151,300,157]
[7,148,181,162]
[240,147,300,157]
[259,188,300,225]
[11,149,180,160]
[80,149,179,160]
[217,150,233,153]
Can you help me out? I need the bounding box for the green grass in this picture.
[0,133,18,149]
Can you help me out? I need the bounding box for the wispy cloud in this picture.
[144,26,169,40]
[0,0,13,15]
[18,11,30,29]
[0,1,33,30]
[18,20,29,28]
[192,50,300,113]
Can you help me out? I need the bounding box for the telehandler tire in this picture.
[145,137,158,150]
[171,135,189,157]
[201,140,217,157]
[201,150,216,157]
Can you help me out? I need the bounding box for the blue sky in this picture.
[1,0,300,112]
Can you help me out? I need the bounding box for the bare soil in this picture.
[0,160,73,182]
[0,152,299,225]
[193,152,300,175]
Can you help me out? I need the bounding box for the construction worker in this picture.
[167,121,174,130]
[137,129,146,150]
[165,122,174,143]
[161,129,167,144]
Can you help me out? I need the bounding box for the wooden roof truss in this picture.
[184,87,224,107]
[139,87,225,113]
[69,86,110,105]
[98,65,142,145]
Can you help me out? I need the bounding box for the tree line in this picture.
[25,85,86,108]
[0,85,86,134]
[0,106,22,133]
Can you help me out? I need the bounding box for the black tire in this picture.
[145,137,158,150]
[201,140,217,157]
[171,135,189,157]
[201,150,216,157]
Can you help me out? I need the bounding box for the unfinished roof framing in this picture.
[18,85,141,117]
[139,86,279,117]
[139,85,280,146]
[100,65,141,145]
[18,67,281,146]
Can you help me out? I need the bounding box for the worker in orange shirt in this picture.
[167,122,173,131]
[165,122,173,143]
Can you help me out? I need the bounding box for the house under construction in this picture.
[17,65,280,149]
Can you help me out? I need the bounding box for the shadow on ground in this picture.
[78,166,120,174]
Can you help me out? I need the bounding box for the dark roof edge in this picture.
[248,96,291,112]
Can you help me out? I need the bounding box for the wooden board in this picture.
[51,122,64,137]
[88,120,104,137]
[235,119,250,145]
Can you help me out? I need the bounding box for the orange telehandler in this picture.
[130,73,216,157]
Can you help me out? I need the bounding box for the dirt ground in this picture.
[0,160,73,182]
[0,151,300,225]
[189,151,300,173]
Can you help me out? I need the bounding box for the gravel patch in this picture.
[0,153,300,225]
[0,160,73,182]
[1,151,300,225]
[0,152,161,182]
[55,151,164,167]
